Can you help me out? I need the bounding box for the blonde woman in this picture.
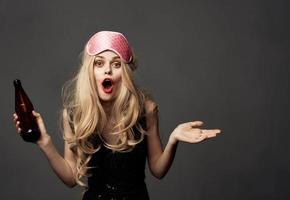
[12,31,222,200]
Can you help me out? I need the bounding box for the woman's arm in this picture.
[36,110,77,187]
[144,100,221,179]
[13,110,77,187]
[145,100,177,179]
[38,138,77,188]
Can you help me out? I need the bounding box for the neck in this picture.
[101,100,113,115]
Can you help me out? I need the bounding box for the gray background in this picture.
[1,0,289,199]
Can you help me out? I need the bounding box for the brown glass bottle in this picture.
[14,79,40,142]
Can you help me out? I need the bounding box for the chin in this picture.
[100,96,113,102]
[98,91,115,102]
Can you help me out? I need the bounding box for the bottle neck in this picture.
[14,84,25,93]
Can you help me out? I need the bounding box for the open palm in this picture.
[171,121,221,144]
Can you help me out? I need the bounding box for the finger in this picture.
[13,113,18,121]
[210,129,222,135]
[203,129,221,138]
[13,117,18,123]
[32,110,47,133]
[17,127,21,134]
[15,121,20,129]
[190,121,204,127]
[32,110,39,117]
[13,116,19,124]
[206,132,217,138]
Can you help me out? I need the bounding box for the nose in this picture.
[104,64,112,75]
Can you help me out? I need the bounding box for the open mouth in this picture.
[102,78,114,93]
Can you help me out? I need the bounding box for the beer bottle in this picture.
[14,79,40,142]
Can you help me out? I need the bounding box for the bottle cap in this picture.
[13,79,22,87]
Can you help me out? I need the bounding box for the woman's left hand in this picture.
[169,121,221,145]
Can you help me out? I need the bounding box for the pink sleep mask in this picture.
[86,31,133,63]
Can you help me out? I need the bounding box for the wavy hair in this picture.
[59,47,149,188]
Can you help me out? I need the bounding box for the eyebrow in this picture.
[95,56,120,60]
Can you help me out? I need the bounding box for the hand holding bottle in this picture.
[13,111,51,147]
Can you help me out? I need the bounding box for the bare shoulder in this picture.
[144,99,158,115]
[62,108,74,136]
[62,108,73,123]
[62,108,68,118]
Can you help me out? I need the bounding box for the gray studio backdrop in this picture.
[1,0,289,199]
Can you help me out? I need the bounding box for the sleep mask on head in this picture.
[86,31,133,63]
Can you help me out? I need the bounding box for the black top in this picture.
[82,117,149,200]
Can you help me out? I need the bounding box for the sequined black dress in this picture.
[82,120,149,200]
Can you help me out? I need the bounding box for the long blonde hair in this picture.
[60,47,149,188]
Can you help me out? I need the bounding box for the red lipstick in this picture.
[102,78,114,94]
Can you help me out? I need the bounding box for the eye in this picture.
[94,60,103,67]
[112,61,121,68]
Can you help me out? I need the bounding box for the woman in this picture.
[13,31,222,200]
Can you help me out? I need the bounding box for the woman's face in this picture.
[93,50,123,102]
